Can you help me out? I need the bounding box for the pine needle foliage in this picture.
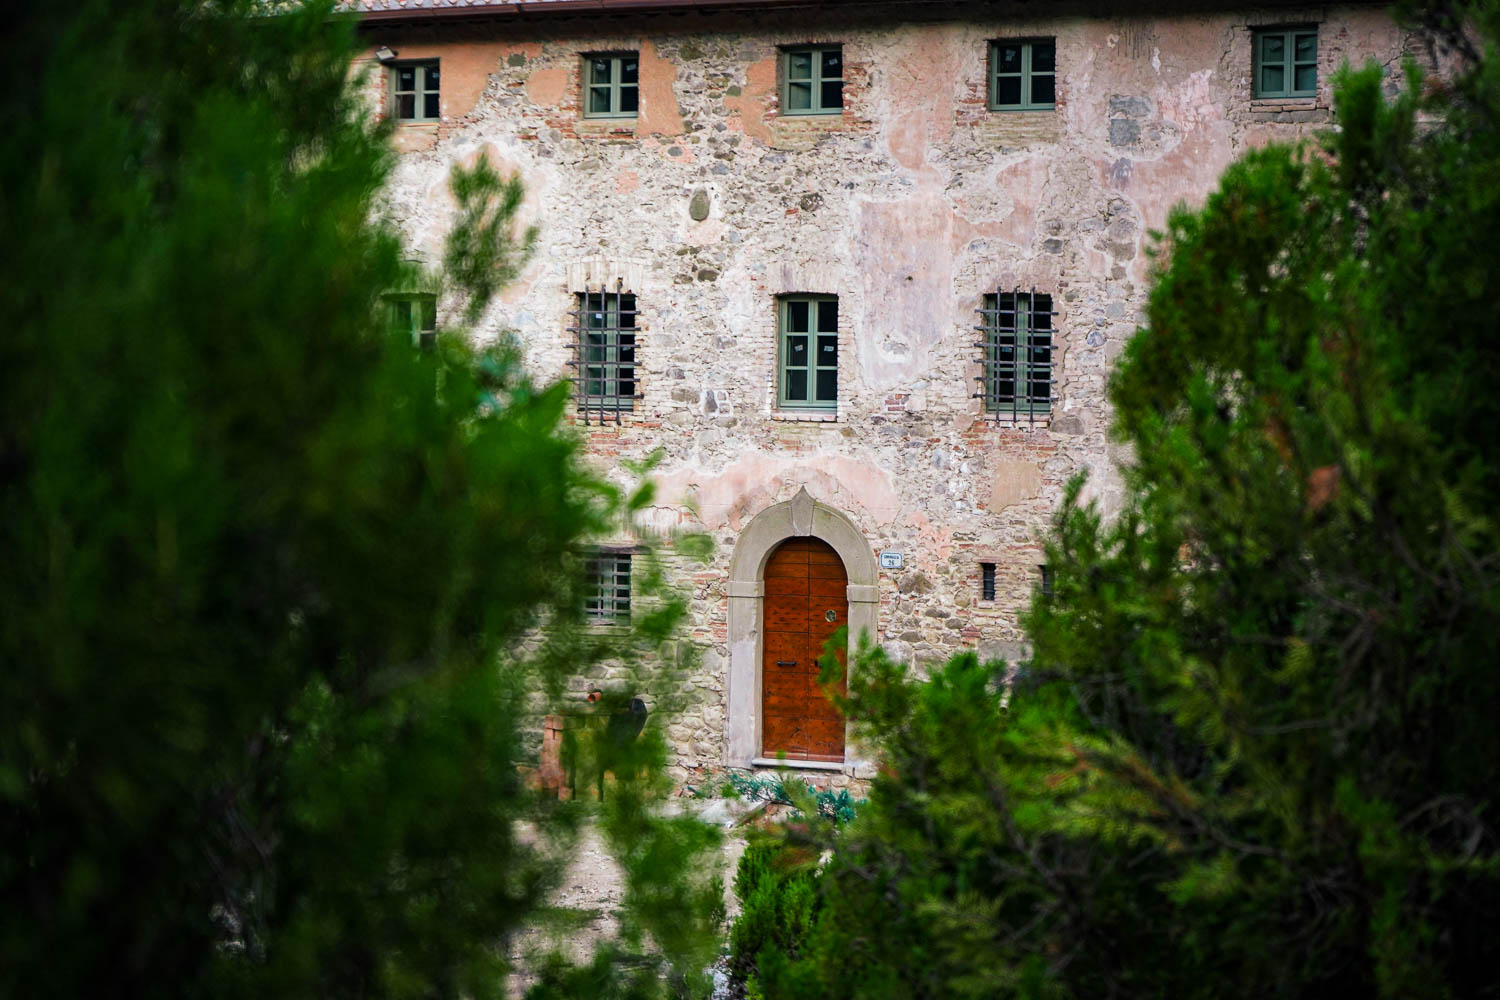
[0,2,720,998]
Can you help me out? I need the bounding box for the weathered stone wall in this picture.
[359,3,1417,783]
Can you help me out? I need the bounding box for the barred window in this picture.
[976,289,1054,422]
[585,550,631,624]
[981,562,997,601]
[569,290,636,421]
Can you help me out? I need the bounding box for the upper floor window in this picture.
[778,295,838,410]
[989,39,1055,111]
[781,46,843,115]
[1253,27,1318,98]
[585,53,639,118]
[978,290,1053,422]
[387,293,436,350]
[391,61,439,123]
[572,291,636,419]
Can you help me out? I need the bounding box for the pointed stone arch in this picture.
[725,488,878,774]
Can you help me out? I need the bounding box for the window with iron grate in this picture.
[585,549,632,624]
[976,289,1054,422]
[981,562,997,601]
[570,290,637,421]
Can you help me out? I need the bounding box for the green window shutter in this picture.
[584,54,639,118]
[391,61,439,122]
[781,46,843,116]
[990,39,1055,111]
[778,295,838,410]
[1253,27,1317,98]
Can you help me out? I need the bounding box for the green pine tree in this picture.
[0,3,720,997]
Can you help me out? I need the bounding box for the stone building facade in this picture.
[351,0,1417,784]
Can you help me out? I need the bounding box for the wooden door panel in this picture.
[765,600,806,632]
[808,575,846,598]
[762,537,848,760]
[765,575,810,597]
[764,630,807,669]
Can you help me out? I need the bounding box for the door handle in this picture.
[776,660,797,667]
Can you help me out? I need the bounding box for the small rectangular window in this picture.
[387,293,437,349]
[571,291,637,420]
[585,549,632,624]
[1039,565,1054,598]
[391,60,440,123]
[981,563,997,602]
[778,295,838,410]
[781,45,843,115]
[584,53,639,118]
[989,39,1055,111]
[1253,27,1318,98]
[977,289,1053,422]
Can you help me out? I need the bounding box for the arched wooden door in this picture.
[762,537,847,762]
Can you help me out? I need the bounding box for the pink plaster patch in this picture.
[525,66,569,107]
[637,39,685,137]
[723,56,777,145]
[616,169,640,194]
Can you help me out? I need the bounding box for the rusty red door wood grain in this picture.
[762,538,847,762]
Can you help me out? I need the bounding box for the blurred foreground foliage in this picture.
[729,3,1500,997]
[0,2,719,997]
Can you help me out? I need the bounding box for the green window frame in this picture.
[387,293,437,349]
[781,46,843,116]
[1253,27,1318,98]
[778,295,838,410]
[977,290,1053,422]
[584,53,639,119]
[989,39,1055,111]
[585,549,632,624]
[391,61,440,123]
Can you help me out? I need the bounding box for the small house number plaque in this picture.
[879,550,903,570]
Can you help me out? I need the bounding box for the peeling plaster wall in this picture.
[360,4,1417,783]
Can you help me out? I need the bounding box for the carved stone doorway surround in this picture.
[726,488,878,777]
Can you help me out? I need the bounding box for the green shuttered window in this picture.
[990,39,1055,111]
[391,61,440,122]
[1254,27,1318,98]
[585,54,639,118]
[388,294,437,349]
[781,46,843,115]
[778,296,838,410]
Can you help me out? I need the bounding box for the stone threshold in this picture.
[751,756,845,772]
